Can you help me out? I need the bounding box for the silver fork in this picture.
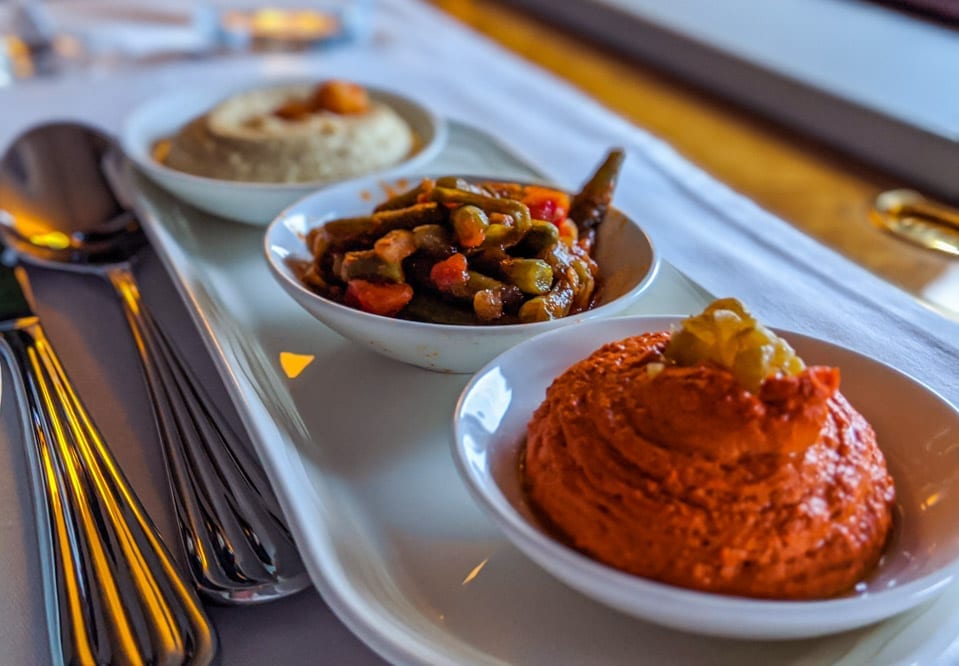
[0,122,309,603]
[0,257,218,665]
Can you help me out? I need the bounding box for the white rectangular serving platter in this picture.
[131,122,959,665]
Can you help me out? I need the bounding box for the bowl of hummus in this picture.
[452,306,959,639]
[121,79,446,225]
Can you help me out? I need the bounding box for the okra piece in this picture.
[451,205,489,248]
[568,148,625,233]
[339,249,404,283]
[504,259,553,295]
[518,276,575,323]
[403,293,477,325]
[373,179,434,212]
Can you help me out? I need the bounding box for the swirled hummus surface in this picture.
[524,317,896,599]
[162,81,413,183]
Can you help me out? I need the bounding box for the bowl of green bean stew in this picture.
[265,149,659,372]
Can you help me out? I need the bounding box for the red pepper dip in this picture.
[523,302,896,599]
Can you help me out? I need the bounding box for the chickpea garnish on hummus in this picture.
[524,298,896,600]
[159,80,413,183]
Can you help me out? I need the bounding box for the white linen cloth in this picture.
[1,0,217,60]
[0,0,957,664]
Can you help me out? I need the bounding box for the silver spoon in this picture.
[0,122,309,603]
[0,160,216,662]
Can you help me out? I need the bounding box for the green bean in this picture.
[467,272,524,315]
[402,293,476,325]
[428,187,531,233]
[322,216,378,247]
[518,275,575,323]
[301,263,329,292]
[323,203,446,248]
[451,205,489,248]
[480,223,518,248]
[442,270,509,301]
[373,180,433,212]
[374,229,417,263]
[306,227,329,257]
[339,249,404,283]
[568,148,625,234]
[569,255,597,312]
[376,203,447,232]
[412,224,454,255]
[466,271,504,294]
[481,181,525,200]
[435,177,489,196]
[504,259,553,295]
[473,289,503,322]
[516,219,560,254]
[465,247,509,276]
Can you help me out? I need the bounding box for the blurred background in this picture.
[3,0,957,315]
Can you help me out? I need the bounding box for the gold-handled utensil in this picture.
[0,253,217,665]
[871,189,959,257]
[0,123,308,604]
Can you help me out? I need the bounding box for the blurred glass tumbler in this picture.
[218,2,372,51]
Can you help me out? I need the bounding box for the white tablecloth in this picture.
[1,0,957,664]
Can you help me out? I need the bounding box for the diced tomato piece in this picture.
[522,186,570,225]
[557,218,578,245]
[430,253,469,292]
[345,280,413,317]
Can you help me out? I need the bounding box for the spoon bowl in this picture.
[0,121,309,603]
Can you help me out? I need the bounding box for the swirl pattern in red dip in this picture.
[523,331,896,599]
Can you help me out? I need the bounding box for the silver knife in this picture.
[0,256,217,665]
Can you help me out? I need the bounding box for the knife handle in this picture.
[0,323,217,666]
[106,265,308,604]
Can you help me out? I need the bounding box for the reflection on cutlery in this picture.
[872,189,959,257]
[0,251,216,664]
[0,123,309,603]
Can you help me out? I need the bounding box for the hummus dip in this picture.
[162,81,414,183]
[524,307,896,600]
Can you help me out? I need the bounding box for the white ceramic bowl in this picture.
[121,82,447,225]
[264,174,658,373]
[452,315,959,639]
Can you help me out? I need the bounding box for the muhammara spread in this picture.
[524,299,895,599]
[161,80,413,183]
